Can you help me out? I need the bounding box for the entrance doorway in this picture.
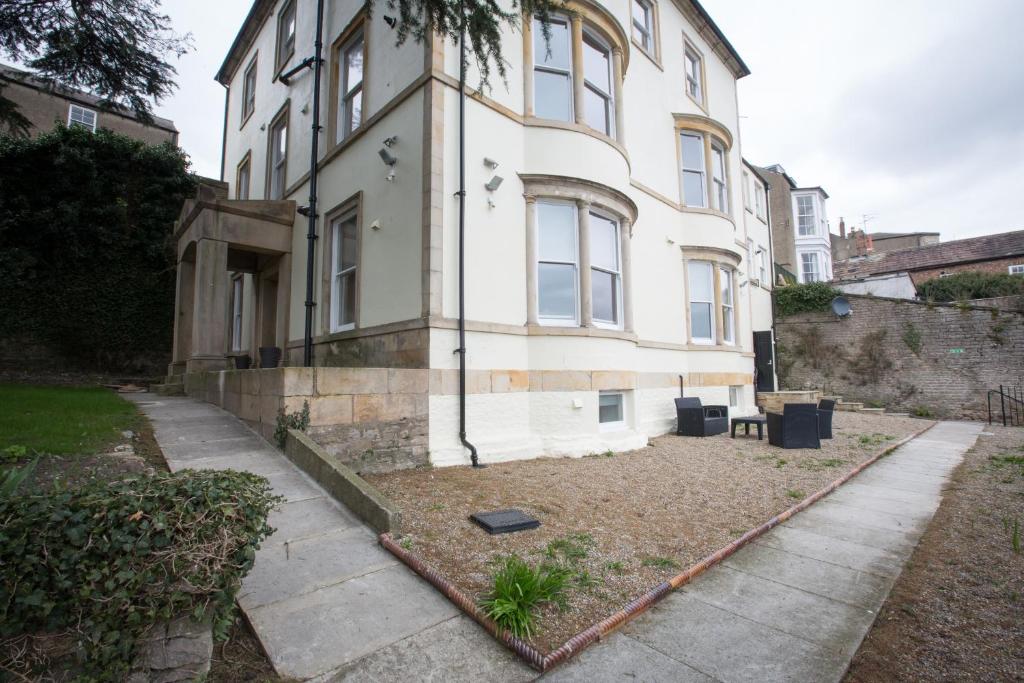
[753,330,775,392]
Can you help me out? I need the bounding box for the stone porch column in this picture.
[170,258,195,375]
[577,199,593,327]
[620,217,634,333]
[188,238,230,373]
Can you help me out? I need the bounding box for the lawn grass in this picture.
[0,384,139,456]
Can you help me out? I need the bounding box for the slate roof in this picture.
[833,230,1024,280]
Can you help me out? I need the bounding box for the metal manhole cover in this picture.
[470,509,541,535]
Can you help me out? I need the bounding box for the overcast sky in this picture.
[150,0,1023,241]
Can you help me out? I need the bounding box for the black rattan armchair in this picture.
[675,397,729,437]
[817,399,836,439]
[766,403,821,449]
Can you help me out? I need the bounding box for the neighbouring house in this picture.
[753,163,833,284]
[831,220,939,261]
[165,0,778,468]
[0,64,179,145]
[833,229,1024,293]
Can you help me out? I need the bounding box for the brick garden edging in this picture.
[379,420,939,673]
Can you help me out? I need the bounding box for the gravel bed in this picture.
[368,412,930,653]
[846,424,1024,682]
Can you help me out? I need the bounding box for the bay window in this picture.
[688,260,715,344]
[797,195,816,236]
[711,141,728,212]
[680,132,707,208]
[582,33,614,136]
[720,266,734,344]
[533,16,573,122]
[336,30,364,142]
[801,252,821,283]
[590,211,621,326]
[537,201,580,323]
[330,210,358,331]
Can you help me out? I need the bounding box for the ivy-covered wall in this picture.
[0,126,196,374]
[775,294,1024,419]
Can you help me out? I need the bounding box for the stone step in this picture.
[886,412,910,417]
[835,402,863,412]
[163,374,184,385]
[859,407,885,415]
[152,383,185,396]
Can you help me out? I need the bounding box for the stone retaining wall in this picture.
[776,294,1024,419]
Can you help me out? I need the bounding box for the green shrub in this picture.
[774,282,841,317]
[0,469,279,679]
[902,322,923,356]
[274,400,310,448]
[917,272,1024,303]
[479,556,570,639]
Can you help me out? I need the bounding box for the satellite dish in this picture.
[831,296,852,317]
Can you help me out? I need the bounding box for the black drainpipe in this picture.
[457,0,481,467]
[301,0,327,367]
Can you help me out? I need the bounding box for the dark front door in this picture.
[753,331,775,392]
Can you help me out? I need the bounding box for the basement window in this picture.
[598,391,625,429]
[729,385,741,407]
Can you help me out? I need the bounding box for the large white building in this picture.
[166,0,778,467]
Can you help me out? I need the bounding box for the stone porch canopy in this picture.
[170,182,295,375]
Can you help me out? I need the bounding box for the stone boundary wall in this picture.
[776,294,1024,419]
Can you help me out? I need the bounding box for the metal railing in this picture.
[988,384,1024,427]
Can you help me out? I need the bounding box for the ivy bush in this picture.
[0,469,279,679]
[0,125,196,373]
[774,282,841,317]
[916,272,1024,302]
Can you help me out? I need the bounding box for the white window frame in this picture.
[684,42,703,105]
[742,171,751,211]
[688,260,715,345]
[758,248,768,283]
[711,141,728,213]
[598,391,626,431]
[680,131,707,208]
[330,210,358,332]
[589,209,622,329]
[728,385,741,408]
[632,0,655,54]
[338,30,364,142]
[533,15,574,123]
[536,199,580,326]
[231,276,244,352]
[801,252,821,283]
[1009,264,1024,275]
[754,181,766,220]
[797,195,816,236]
[582,30,615,137]
[721,266,735,345]
[68,104,97,132]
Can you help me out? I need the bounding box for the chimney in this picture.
[839,217,846,238]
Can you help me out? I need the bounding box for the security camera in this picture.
[378,148,398,166]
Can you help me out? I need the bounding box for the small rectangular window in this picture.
[684,43,702,105]
[337,30,364,142]
[236,154,251,200]
[537,201,579,323]
[533,16,573,122]
[590,212,621,326]
[801,253,820,283]
[688,260,714,343]
[680,131,706,208]
[582,33,613,136]
[276,0,296,71]
[1009,264,1024,275]
[797,195,816,236]
[721,267,734,344]
[759,248,768,283]
[755,181,765,220]
[599,392,625,427]
[267,109,288,199]
[68,104,97,132]
[330,211,358,331]
[632,0,655,54]
[729,385,741,408]
[231,277,244,351]
[711,142,728,213]
[242,56,257,122]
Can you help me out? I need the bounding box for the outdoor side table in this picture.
[731,415,767,440]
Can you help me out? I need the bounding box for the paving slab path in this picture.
[544,420,984,682]
[130,394,981,682]
[126,394,534,682]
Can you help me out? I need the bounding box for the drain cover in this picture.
[470,509,540,535]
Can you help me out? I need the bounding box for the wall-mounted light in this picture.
[382,135,398,147]
[378,148,398,166]
[484,175,503,192]
[383,15,397,28]
[483,157,499,170]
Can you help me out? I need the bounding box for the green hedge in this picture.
[774,281,841,317]
[916,272,1024,302]
[0,469,279,679]
[0,126,196,373]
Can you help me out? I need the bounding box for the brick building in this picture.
[0,65,178,145]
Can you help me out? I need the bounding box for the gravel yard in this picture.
[367,412,931,653]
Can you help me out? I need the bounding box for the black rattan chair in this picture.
[817,399,836,439]
[675,397,729,437]
[766,403,821,449]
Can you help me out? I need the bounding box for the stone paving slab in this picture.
[541,631,714,682]
[780,508,918,553]
[751,525,906,577]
